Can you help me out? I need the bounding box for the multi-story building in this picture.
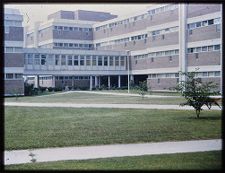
[4,8,24,96]
[4,4,222,95]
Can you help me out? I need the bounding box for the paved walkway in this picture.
[5,139,221,165]
[4,102,222,110]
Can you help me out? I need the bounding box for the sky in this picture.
[4,4,155,27]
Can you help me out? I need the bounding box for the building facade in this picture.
[4,8,24,96]
[4,4,222,95]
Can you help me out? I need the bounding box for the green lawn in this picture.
[5,91,185,105]
[5,151,221,170]
[97,89,182,96]
[5,107,221,150]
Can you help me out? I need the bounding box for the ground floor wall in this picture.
[4,79,24,96]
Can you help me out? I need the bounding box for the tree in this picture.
[137,80,148,99]
[175,71,220,118]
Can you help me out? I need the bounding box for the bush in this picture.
[48,87,55,92]
[54,87,63,91]
[39,87,47,93]
[24,83,34,96]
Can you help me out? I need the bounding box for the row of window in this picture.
[5,47,23,53]
[95,4,178,31]
[4,20,22,27]
[5,73,23,80]
[134,49,179,59]
[55,76,90,80]
[53,26,92,32]
[148,4,178,15]
[187,18,221,30]
[151,26,178,36]
[148,71,220,79]
[25,54,126,67]
[53,42,93,49]
[187,44,220,54]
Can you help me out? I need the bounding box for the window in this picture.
[98,56,102,66]
[202,20,208,26]
[208,19,214,25]
[48,54,54,65]
[5,47,13,52]
[196,22,201,28]
[120,56,125,66]
[196,47,201,52]
[115,56,119,66]
[69,43,73,48]
[61,55,66,65]
[74,56,79,66]
[15,73,23,79]
[203,72,208,77]
[68,55,72,66]
[202,46,207,52]
[109,56,114,66]
[34,54,40,65]
[214,45,220,50]
[208,46,213,51]
[6,73,13,79]
[55,55,60,65]
[41,55,46,65]
[104,56,108,66]
[86,56,91,66]
[92,56,96,66]
[69,27,73,31]
[27,54,33,64]
[215,71,220,76]
[80,56,84,66]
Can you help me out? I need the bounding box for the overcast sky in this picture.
[4,3,155,27]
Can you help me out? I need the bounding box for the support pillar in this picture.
[36,75,40,88]
[118,75,121,88]
[95,76,98,87]
[90,76,93,91]
[108,76,111,89]
[99,76,101,87]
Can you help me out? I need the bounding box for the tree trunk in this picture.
[196,109,200,118]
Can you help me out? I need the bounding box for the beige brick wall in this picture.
[4,80,24,95]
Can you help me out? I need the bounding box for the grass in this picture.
[5,151,221,170]
[5,106,221,150]
[97,89,182,96]
[5,91,185,105]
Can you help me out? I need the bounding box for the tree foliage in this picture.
[175,71,220,118]
[137,80,149,99]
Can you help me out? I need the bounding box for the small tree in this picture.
[175,71,219,118]
[137,80,148,99]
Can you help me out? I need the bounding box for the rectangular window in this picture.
[202,46,207,52]
[98,56,102,66]
[61,55,66,65]
[5,47,13,53]
[115,56,119,66]
[208,46,213,51]
[214,45,220,50]
[80,56,84,66]
[27,54,33,65]
[55,55,59,65]
[68,55,72,66]
[202,20,208,26]
[104,56,108,66]
[203,72,208,77]
[34,54,40,65]
[41,55,46,65]
[48,54,54,65]
[120,56,125,66]
[109,56,114,66]
[196,47,201,52]
[74,56,79,66]
[92,56,96,66]
[6,73,14,79]
[196,22,201,28]
[86,56,91,66]
[15,73,23,79]
[208,19,214,25]
[215,71,220,76]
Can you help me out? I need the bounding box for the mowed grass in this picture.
[4,92,185,105]
[5,106,221,150]
[5,151,221,170]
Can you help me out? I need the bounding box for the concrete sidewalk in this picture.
[4,102,222,110]
[5,139,221,165]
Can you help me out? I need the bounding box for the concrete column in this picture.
[72,76,74,90]
[99,76,101,87]
[34,22,41,48]
[52,75,55,88]
[90,76,93,91]
[36,75,40,88]
[118,75,121,88]
[108,76,111,89]
[95,76,98,87]
[179,4,187,83]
